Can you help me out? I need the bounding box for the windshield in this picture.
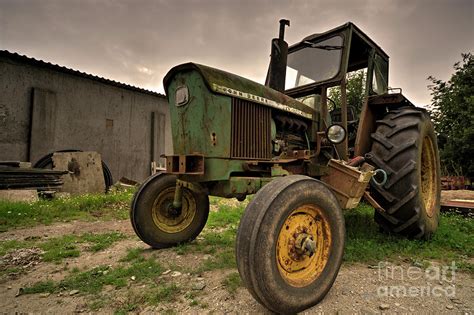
[285,35,344,90]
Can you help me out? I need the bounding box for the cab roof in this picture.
[290,22,389,61]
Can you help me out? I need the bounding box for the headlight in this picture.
[175,85,189,106]
[326,124,346,144]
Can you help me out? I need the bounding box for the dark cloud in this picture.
[1,0,473,105]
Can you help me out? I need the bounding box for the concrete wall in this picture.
[0,53,171,182]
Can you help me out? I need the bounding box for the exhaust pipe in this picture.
[265,19,290,92]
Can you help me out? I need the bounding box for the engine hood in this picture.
[163,62,313,120]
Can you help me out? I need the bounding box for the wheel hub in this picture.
[151,187,196,233]
[294,233,316,257]
[276,205,331,287]
[166,204,182,218]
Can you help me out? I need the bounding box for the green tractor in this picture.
[131,20,440,313]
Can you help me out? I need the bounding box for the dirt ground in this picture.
[1,220,473,314]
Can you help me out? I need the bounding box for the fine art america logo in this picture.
[377,261,456,298]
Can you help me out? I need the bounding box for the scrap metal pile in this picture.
[0,162,67,191]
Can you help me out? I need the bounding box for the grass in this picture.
[23,247,182,313]
[23,249,164,295]
[0,232,126,262]
[147,283,180,303]
[184,198,473,272]
[173,204,243,272]
[0,189,134,232]
[206,203,245,229]
[4,192,474,311]
[16,196,472,313]
[344,203,474,270]
[222,272,242,295]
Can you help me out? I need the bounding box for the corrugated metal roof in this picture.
[0,50,166,98]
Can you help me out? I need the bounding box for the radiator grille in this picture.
[231,98,272,159]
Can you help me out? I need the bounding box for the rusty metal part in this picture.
[294,233,317,256]
[320,87,328,130]
[368,93,414,107]
[231,98,272,160]
[338,77,348,160]
[244,159,298,170]
[314,131,325,157]
[322,159,374,209]
[276,204,331,287]
[347,156,365,167]
[280,149,312,159]
[165,154,204,175]
[364,191,386,213]
[207,176,272,198]
[355,93,417,157]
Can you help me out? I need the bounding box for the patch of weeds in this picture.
[222,272,242,295]
[146,283,180,304]
[22,280,56,294]
[71,266,81,273]
[198,248,236,272]
[173,223,237,256]
[88,296,108,311]
[185,290,200,306]
[115,290,146,314]
[80,232,127,252]
[202,228,236,247]
[209,197,221,205]
[120,248,145,262]
[344,203,474,272]
[174,243,193,255]
[24,257,164,295]
[0,189,134,231]
[39,235,80,262]
[0,232,126,263]
[206,204,244,229]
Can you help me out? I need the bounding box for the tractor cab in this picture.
[267,22,390,159]
[284,22,389,97]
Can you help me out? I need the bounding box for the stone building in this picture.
[0,50,171,182]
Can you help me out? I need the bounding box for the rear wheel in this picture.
[130,174,209,248]
[236,175,345,313]
[368,107,441,239]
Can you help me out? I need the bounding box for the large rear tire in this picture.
[236,175,345,314]
[368,107,441,239]
[130,173,209,248]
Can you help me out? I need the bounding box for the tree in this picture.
[328,69,366,114]
[428,53,474,177]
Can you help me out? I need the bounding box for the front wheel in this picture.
[236,175,345,314]
[130,173,209,248]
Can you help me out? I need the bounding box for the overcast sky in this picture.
[1,0,473,105]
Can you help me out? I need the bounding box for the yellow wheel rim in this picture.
[151,187,196,233]
[276,205,331,287]
[420,136,437,217]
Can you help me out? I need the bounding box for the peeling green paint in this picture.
[164,63,314,120]
[167,70,231,158]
